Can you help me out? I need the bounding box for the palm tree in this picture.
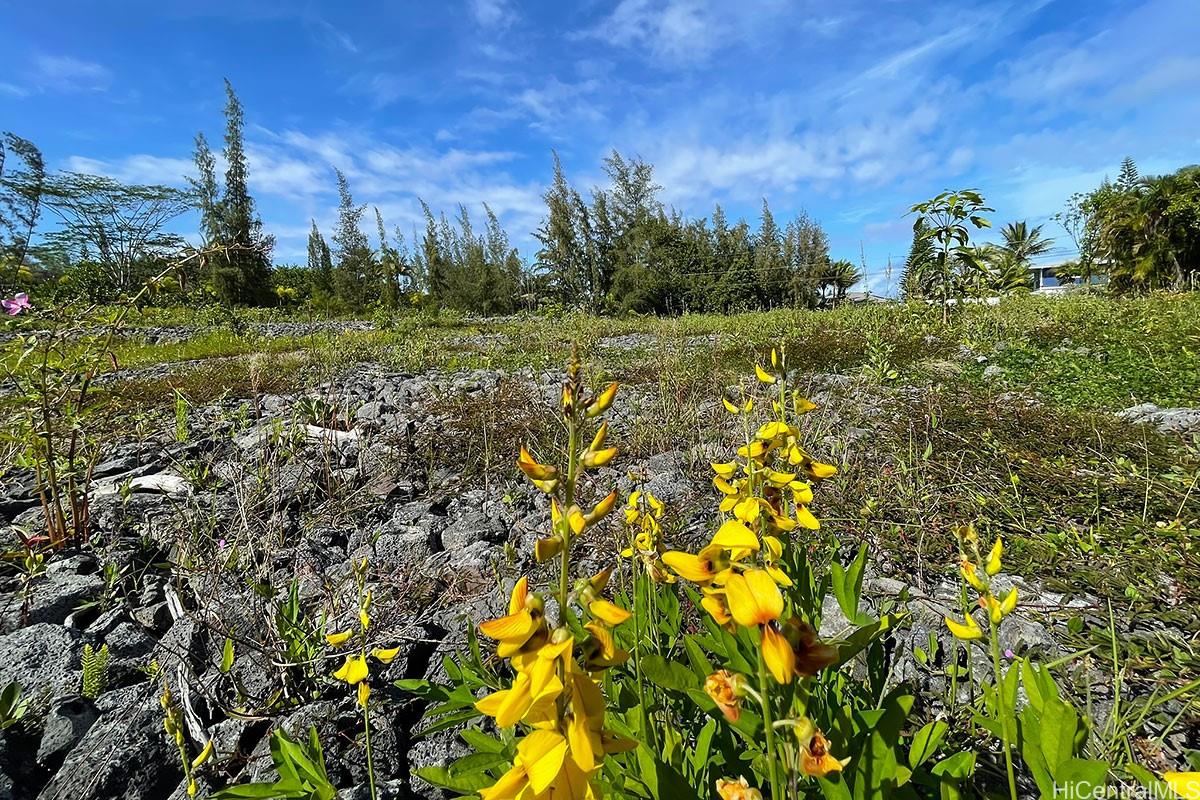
[822,259,862,305]
[1000,221,1054,264]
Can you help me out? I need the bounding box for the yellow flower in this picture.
[725,570,794,684]
[325,630,352,646]
[711,461,737,479]
[662,519,759,585]
[478,729,576,800]
[717,776,764,800]
[800,730,850,778]
[191,740,214,769]
[945,612,984,641]
[704,670,745,723]
[476,636,572,727]
[762,536,792,587]
[1164,772,1200,799]
[587,382,619,417]
[479,577,547,658]
[755,364,776,384]
[986,537,1004,576]
[582,622,629,670]
[960,557,986,591]
[999,587,1018,616]
[588,599,631,626]
[516,446,557,482]
[357,681,371,708]
[332,654,369,685]
[372,646,401,664]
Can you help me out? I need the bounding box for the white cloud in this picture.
[31,55,111,92]
[62,154,194,186]
[581,0,722,65]
[0,82,30,98]
[469,0,517,30]
[305,16,359,53]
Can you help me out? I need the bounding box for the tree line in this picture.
[3,88,1198,312]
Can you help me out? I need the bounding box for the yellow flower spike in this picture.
[716,776,764,800]
[711,519,761,552]
[999,587,1018,616]
[945,613,985,641]
[357,681,371,708]
[589,421,609,451]
[725,569,784,628]
[960,558,987,592]
[755,364,776,384]
[986,537,1004,576]
[372,646,402,664]
[582,447,618,468]
[587,381,619,417]
[722,397,740,414]
[324,630,353,646]
[800,730,850,778]
[534,536,563,562]
[191,740,214,769]
[332,654,369,685]
[761,623,796,684]
[589,598,631,626]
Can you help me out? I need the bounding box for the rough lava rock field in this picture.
[1,296,1198,799]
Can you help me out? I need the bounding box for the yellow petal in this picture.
[808,460,838,479]
[986,538,1004,576]
[359,608,371,630]
[960,559,986,591]
[325,630,353,646]
[535,536,563,562]
[357,681,371,708]
[589,421,609,452]
[332,654,369,685]
[589,599,631,626]
[999,587,1018,616]
[762,625,795,684]
[711,461,737,478]
[732,496,761,524]
[478,762,528,800]
[372,646,402,664]
[725,569,783,627]
[191,740,214,769]
[755,365,776,384]
[722,397,739,414]
[518,730,568,794]
[588,490,618,522]
[587,382,619,417]
[480,610,536,643]
[711,519,760,552]
[662,551,713,584]
[1164,773,1200,800]
[945,614,984,641]
[794,505,820,530]
[582,447,618,468]
[509,576,530,614]
[765,564,793,587]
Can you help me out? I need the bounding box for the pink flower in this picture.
[2,293,31,316]
[1004,648,1016,660]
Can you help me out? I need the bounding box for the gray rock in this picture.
[0,623,82,699]
[132,601,174,634]
[1118,403,1200,435]
[982,364,1004,380]
[440,509,506,551]
[37,684,182,800]
[1,569,105,632]
[36,695,99,766]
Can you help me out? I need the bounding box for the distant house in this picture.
[1030,262,1106,294]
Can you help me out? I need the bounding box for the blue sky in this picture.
[2,0,1198,293]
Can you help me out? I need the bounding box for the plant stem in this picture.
[757,643,783,800]
[363,700,377,800]
[559,416,579,626]
[989,621,1018,800]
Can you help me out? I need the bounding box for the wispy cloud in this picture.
[305,15,359,54]
[579,0,722,66]
[31,55,112,92]
[469,0,518,31]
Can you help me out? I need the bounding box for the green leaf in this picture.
[908,721,948,769]
[221,637,235,674]
[641,654,699,692]
[834,613,907,668]
[459,727,506,754]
